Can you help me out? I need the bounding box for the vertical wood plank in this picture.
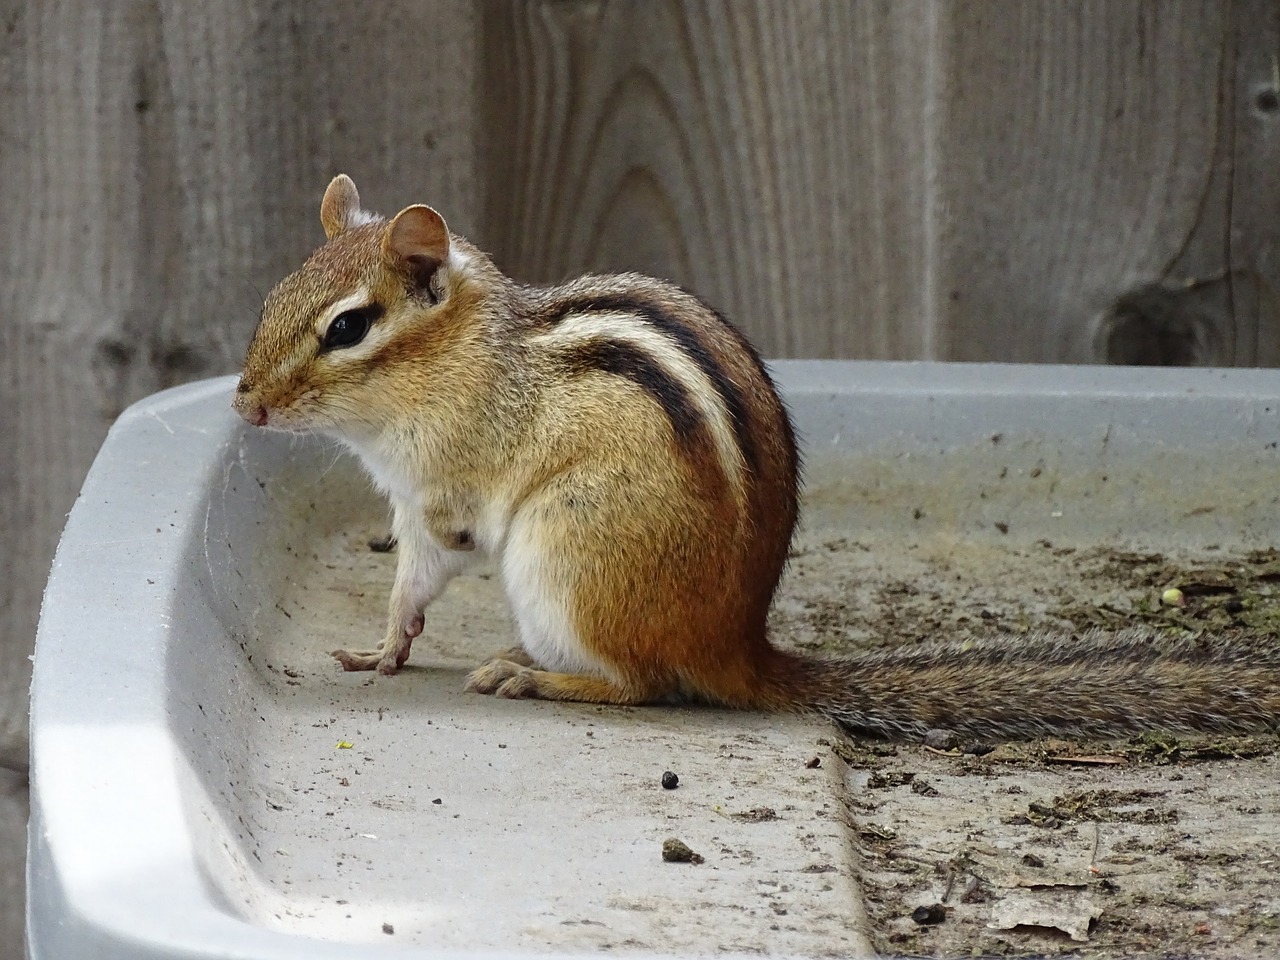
[0,771,26,960]
[481,0,937,359]
[932,0,1231,363]
[1230,0,1280,365]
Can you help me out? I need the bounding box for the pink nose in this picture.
[234,402,268,427]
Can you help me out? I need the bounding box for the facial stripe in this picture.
[542,292,758,473]
[298,284,408,370]
[533,311,746,500]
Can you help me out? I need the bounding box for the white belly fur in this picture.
[499,513,611,679]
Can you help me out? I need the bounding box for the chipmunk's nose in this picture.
[232,394,269,427]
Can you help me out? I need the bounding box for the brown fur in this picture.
[235,176,1280,743]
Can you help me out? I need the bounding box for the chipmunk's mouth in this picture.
[231,390,328,435]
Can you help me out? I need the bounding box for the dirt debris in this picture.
[772,539,1280,653]
[661,838,704,864]
[775,533,1280,958]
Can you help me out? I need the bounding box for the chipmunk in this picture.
[233,175,1280,742]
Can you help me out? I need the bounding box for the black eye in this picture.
[321,307,379,351]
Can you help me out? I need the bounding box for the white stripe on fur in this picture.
[532,311,746,501]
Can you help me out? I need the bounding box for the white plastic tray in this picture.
[28,361,1280,958]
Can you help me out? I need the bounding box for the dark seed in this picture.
[661,771,679,789]
[382,922,394,935]
[911,903,946,925]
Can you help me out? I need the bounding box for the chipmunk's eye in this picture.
[321,307,379,351]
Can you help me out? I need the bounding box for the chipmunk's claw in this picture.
[331,648,383,672]
[332,639,410,675]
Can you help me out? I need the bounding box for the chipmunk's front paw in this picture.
[332,647,385,672]
[331,646,379,671]
[464,659,537,697]
[333,615,420,675]
[332,642,409,675]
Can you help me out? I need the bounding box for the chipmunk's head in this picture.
[234,174,485,435]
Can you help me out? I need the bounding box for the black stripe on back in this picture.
[546,292,757,471]
[684,288,801,483]
[561,338,702,449]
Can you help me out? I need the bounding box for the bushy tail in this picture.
[757,630,1280,742]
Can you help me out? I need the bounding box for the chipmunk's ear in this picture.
[383,205,450,293]
[320,174,363,240]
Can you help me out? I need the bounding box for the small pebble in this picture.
[805,756,822,769]
[382,922,394,935]
[661,771,679,789]
[662,837,704,864]
[911,903,946,925]
[368,534,397,553]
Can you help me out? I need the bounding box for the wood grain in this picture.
[0,771,26,958]
[1230,0,1280,365]
[0,773,25,960]
[934,0,1233,363]
[481,0,939,359]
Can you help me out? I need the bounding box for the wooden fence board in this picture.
[481,0,938,359]
[1230,0,1280,365]
[0,773,25,956]
[935,0,1232,364]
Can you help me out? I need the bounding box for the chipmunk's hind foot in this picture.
[464,659,662,705]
